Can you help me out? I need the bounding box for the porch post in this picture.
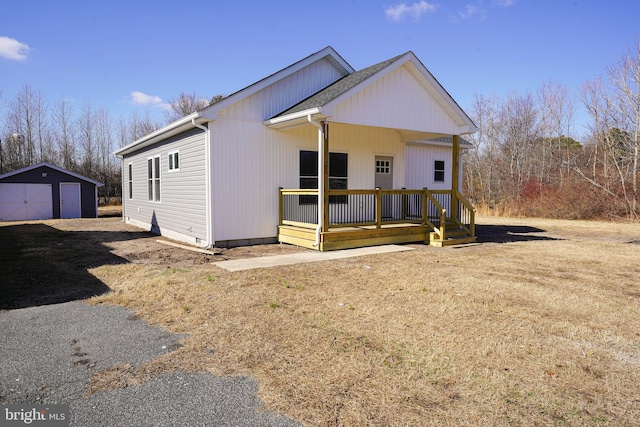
[451,134,460,221]
[321,121,330,232]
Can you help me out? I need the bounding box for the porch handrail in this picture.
[279,188,451,231]
[421,189,446,238]
[456,190,476,236]
[278,187,475,244]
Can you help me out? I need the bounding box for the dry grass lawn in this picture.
[3,214,640,425]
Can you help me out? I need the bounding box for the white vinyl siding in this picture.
[218,57,346,122]
[124,128,208,246]
[211,120,405,242]
[405,143,459,190]
[332,63,462,135]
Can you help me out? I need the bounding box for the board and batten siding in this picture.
[218,57,346,123]
[210,118,406,243]
[123,128,208,246]
[404,142,462,191]
[332,64,461,135]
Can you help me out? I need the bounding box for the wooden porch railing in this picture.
[279,188,475,241]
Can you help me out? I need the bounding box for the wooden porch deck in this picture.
[278,188,476,251]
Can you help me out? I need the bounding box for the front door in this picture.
[375,156,393,218]
[60,183,81,219]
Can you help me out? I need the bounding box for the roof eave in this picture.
[200,47,353,123]
[114,112,202,158]
[263,107,326,129]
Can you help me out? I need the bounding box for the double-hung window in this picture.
[168,151,179,171]
[128,163,133,199]
[434,160,445,182]
[299,150,348,204]
[148,156,161,202]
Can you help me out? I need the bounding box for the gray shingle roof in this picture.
[270,53,406,119]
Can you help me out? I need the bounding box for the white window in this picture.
[148,156,161,202]
[127,163,133,199]
[168,151,180,171]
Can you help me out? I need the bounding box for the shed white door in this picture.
[0,183,53,221]
[60,182,81,219]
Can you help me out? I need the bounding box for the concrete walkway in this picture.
[213,245,414,272]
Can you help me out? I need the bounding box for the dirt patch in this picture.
[4,214,640,425]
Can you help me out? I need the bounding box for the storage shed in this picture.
[0,162,103,221]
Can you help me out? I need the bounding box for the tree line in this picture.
[464,40,639,220]
[0,91,217,202]
[1,41,639,219]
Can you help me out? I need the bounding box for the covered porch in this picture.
[273,119,476,251]
[264,51,478,251]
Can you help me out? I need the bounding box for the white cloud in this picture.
[0,36,30,61]
[458,4,480,20]
[493,0,514,6]
[130,91,162,105]
[455,4,488,22]
[129,91,170,110]
[385,1,438,22]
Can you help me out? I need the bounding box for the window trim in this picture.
[168,151,180,172]
[434,160,445,183]
[148,155,161,203]
[127,163,133,199]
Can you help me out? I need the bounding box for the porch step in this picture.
[444,228,469,238]
[429,231,476,247]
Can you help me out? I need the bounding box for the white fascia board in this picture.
[114,112,201,157]
[263,107,322,127]
[199,47,353,122]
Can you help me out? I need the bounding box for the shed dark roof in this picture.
[0,162,103,187]
[271,53,405,119]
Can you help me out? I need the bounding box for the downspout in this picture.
[192,118,213,248]
[307,115,324,247]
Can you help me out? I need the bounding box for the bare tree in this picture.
[465,93,501,208]
[128,110,162,142]
[0,90,5,174]
[538,80,576,186]
[578,41,640,218]
[94,107,120,200]
[76,101,96,177]
[5,85,41,169]
[498,91,541,202]
[53,96,76,170]
[163,92,210,124]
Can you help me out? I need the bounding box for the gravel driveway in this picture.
[0,301,300,426]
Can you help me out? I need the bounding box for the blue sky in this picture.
[1,0,639,138]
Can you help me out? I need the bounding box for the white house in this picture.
[114,46,477,251]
